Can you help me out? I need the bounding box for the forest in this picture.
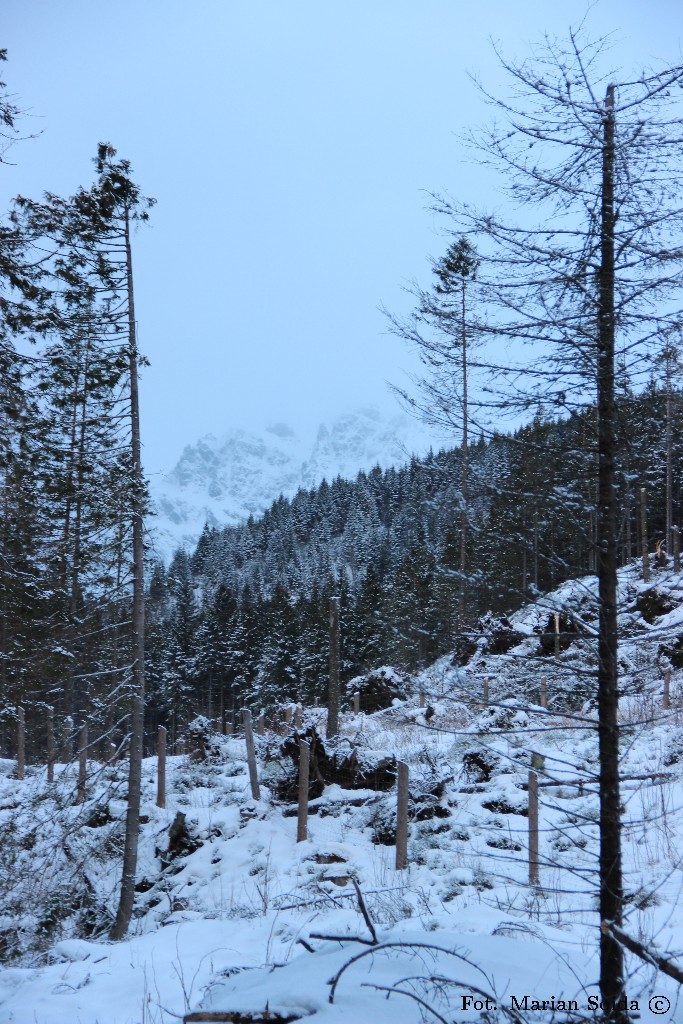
[146,387,683,738]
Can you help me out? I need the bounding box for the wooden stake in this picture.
[47,707,55,784]
[77,723,88,804]
[529,769,539,886]
[640,487,650,581]
[483,678,489,706]
[419,691,426,709]
[673,526,681,573]
[540,679,548,709]
[395,761,409,870]
[17,706,25,781]
[157,726,167,809]
[663,669,671,711]
[256,712,265,736]
[108,741,117,764]
[297,740,310,843]
[553,612,560,658]
[327,596,340,739]
[242,709,260,800]
[353,691,360,714]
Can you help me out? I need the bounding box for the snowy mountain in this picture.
[148,407,441,559]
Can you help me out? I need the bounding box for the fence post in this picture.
[242,709,260,800]
[419,691,425,709]
[77,723,88,803]
[673,525,681,572]
[640,487,650,581]
[17,706,25,781]
[540,679,548,709]
[327,596,340,739]
[529,769,539,886]
[157,726,167,809]
[483,678,489,707]
[395,761,409,870]
[47,707,55,783]
[553,613,560,658]
[256,712,265,736]
[353,691,360,715]
[294,704,302,729]
[297,740,310,843]
[663,669,671,711]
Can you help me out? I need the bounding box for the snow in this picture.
[147,407,441,560]
[3,558,683,1022]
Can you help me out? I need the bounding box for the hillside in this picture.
[2,557,683,1022]
[147,408,439,559]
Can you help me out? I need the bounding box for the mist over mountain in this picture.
[148,407,442,559]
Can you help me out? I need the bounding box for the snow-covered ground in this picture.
[2,558,683,1023]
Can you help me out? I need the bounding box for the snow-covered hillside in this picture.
[2,558,683,1023]
[147,407,441,559]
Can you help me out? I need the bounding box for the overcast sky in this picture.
[2,1,682,474]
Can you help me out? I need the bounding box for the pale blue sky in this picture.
[2,1,682,473]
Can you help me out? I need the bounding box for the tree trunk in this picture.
[596,84,626,1022]
[110,206,146,941]
[666,348,673,555]
[326,596,340,739]
[459,280,468,618]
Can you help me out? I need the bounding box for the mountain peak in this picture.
[149,407,441,560]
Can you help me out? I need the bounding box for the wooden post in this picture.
[77,723,88,804]
[225,721,233,737]
[285,705,292,724]
[47,707,55,783]
[395,761,409,870]
[297,741,310,843]
[663,669,671,711]
[674,526,681,572]
[640,487,650,581]
[17,706,25,781]
[256,712,265,736]
[540,679,548,709]
[157,726,166,809]
[108,741,117,763]
[242,709,260,800]
[419,691,426,709]
[353,691,360,714]
[294,704,302,728]
[529,769,539,886]
[553,612,560,658]
[327,596,340,739]
[483,678,489,706]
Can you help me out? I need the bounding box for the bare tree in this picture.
[427,30,683,1023]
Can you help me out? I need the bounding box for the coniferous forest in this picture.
[146,388,683,738]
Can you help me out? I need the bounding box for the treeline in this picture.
[0,135,151,763]
[146,384,682,737]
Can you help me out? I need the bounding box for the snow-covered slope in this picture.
[148,407,440,559]
[4,558,683,1023]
